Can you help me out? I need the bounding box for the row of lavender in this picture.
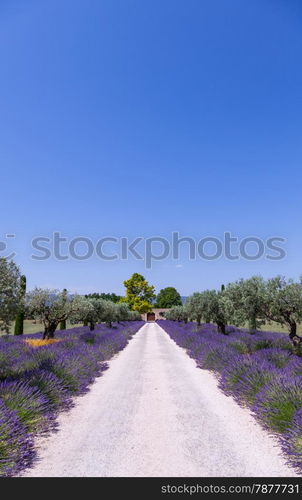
[158,320,302,473]
[0,321,144,476]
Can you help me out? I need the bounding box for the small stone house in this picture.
[141,309,168,322]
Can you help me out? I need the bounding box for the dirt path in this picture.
[21,323,298,477]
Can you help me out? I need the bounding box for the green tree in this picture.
[186,289,228,334]
[224,277,266,332]
[224,275,302,344]
[101,300,118,328]
[123,273,155,314]
[70,297,101,331]
[85,292,123,303]
[59,288,68,330]
[186,292,206,325]
[206,290,228,335]
[155,287,182,308]
[14,275,26,335]
[115,302,131,322]
[0,258,21,333]
[261,276,302,345]
[165,305,189,323]
[26,288,88,339]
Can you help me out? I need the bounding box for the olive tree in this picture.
[165,305,189,323]
[261,276,302,345]
[202,290,229,334]
[224,275,302,345]
[224,276,266,332]
[0,258,21,333]
[70,297,101,331]
[101,300,118,328]
[115,302,131,323]
[128,310,142,321]
[26,288,88,339]
[186,292,210,324]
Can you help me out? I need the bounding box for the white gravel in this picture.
[21,322,299,477]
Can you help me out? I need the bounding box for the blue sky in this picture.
[0,0,301,295]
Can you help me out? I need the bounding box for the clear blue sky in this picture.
[0,0,301,295]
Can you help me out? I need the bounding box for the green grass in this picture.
[6,319,302,336]
[257,321,302,336]
[6,320,83,336]
[192,320,302,336]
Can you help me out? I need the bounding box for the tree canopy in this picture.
[167,276,302,345]
[85,292,123,303]
[26,288,88,339]
[165,305,189,323]
[155,287,182,308]
[0,258,21,333]
[122,273,155,314]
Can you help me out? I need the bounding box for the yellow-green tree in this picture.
[122,273,155,314]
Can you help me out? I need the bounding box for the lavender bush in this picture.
[0,400,34,476]
[281,409,302,470]
[229,361,275,406]
[158,319,302,473]
[0,380,49,432]
[0,320,143,476]
[253,377,302,433]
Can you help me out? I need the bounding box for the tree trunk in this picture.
[43,323,57,340]
[288,320,301,346]
[248,315,257,333]
[89,322,95,331]
[83,320,88,327]
[217,321,227,335]
[14,312,24,335]
[197,316,201,325]
[60,319,66,330]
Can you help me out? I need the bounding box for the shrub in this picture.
[281,409,302,471]
[158,319,302,473]
[25,370,70,411]
[251,348,293,369]
[80,332,96,345]
[249,339,272,352]
[0,381,49,432]
[228,340,250,354]
[0,320,144,476]
[253,377,302,433]
[230,362,275,405]
[219,357,255,398]
[286,357,302,377]
[198,343,235,372]
[0,401,34,476]
[0,343,38,380]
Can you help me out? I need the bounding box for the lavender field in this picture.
[158,320,302,474]
[0,321,143,477]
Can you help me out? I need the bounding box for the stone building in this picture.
[141,308,168,322]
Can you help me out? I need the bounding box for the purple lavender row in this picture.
[0,321,144,476]
[158,320,302,473]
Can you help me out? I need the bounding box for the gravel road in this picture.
[21,322,298,477]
